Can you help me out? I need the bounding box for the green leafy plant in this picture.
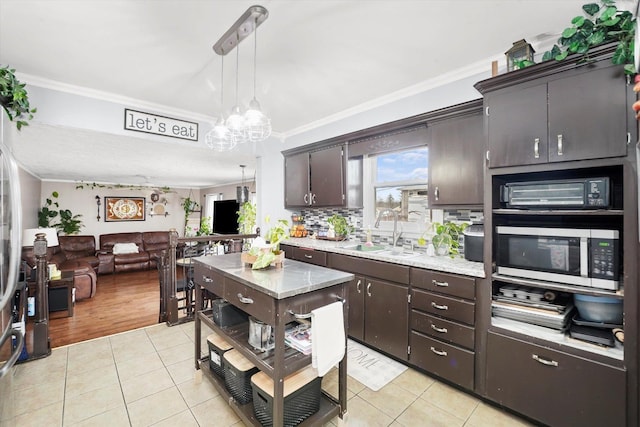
[418,221,468,257]
[264,216,290,251]
[38,191,84,234]
[197,216,211,236]
[542,0,636,74]
[237,201,256,234]
[0,66,37,130]
[181,195,199,229]
[327,214,352,238]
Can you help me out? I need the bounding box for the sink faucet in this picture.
[375,209,399,248]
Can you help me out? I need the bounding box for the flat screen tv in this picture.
[213,200,240,234]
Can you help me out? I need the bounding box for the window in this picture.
[363,146,429,234]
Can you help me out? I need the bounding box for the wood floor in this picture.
[45,270,161,348]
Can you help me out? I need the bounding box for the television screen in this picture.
[213,200,240,234]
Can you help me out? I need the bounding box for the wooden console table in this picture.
[193,253,353,427]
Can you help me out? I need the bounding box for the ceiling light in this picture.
[206,5,270,150]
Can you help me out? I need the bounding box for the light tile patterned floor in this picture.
[2,323,534,426]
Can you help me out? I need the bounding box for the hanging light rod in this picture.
[213,5,268,56]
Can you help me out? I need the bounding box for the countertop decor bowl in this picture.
[574,294,623,324]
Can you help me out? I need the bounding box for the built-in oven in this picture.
[495,226,620,291]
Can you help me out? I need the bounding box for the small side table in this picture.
[49,270,75,317]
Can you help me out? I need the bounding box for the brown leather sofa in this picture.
[21,237,98,301]
[98,231,170,274]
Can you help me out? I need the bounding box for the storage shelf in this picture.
[492,208,624,216]
[197,358,340,427]
[491,274,624,299]
[490,316,624,364]
[197,309,312,378]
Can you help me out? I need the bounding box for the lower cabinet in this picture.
[409,332,474,390]
[486,331,626,427]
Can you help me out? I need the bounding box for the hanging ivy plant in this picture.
[0,66,37,130]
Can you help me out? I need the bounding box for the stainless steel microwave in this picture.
[495,226,620,290]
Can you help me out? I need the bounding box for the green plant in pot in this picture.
[264,217,290,252]
[38,191,84,234]
[327,214,352,239]
[237,201,256,234]
[0,66,37,130]
[428,221,468,257]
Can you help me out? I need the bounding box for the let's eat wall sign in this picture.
[124,109,198,142]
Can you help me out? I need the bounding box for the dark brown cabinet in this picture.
[284,145,347,208]
[486,332,626,427]
[428,101,484,206]
[477,45,632,169]
[409,268,476,390]
[329,253,409,361]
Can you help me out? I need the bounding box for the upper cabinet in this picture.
[284,144,362,208]
[428,100,484,206]
[475,43,635,169]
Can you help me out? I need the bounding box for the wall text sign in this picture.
[124,109,198,142]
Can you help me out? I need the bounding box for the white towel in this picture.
[311,301,345,377]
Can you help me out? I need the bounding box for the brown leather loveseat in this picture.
[98,231,170,274]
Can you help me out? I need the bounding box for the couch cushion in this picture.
[100,232,143,252]
[58,235,96,260]
[114,252,150,264]
[142,231,170,251]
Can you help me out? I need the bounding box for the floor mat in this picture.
[346,339,407,391]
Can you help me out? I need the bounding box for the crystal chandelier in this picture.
[205,5,270,151]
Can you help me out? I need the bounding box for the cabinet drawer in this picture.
[411,311,474,350]
[292,247,327,266]
[194,264,223,297]
[412,289,475,326]
[411,268,475,300]
[223,279,276,324]
[486,332,626,427]
[410,332,474,390]
[329,253,410,284]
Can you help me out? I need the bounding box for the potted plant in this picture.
[419,221,468,257]
[37,191,84,234]
[237,201,256,234]
[541,0,635,74]
[327,214,352,240]
[0,66,37,130]
[38,191,60,227]
[181,195,199,230]
[57,209,83,235]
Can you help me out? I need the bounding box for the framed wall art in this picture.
[105,197,146,222]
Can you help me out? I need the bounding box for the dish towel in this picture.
[311,301,345,377]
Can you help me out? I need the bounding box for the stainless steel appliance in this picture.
[248,316,274,352]
[500,177,610,209]
[495,226,619,290]
[0,119,24,421]
[463,224,484,262]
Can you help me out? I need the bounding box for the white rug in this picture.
[346,339,408,391]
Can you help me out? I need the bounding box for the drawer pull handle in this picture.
[532,354,558,367]
[304,254,313,259]
[431,302,448,310]
[430,346,447,357]
[237,293,254,304]
[202,275,213,283]
[431,324,448,333]
[366,282,372,297]
[534,138,540,159]
[431,279,449,287]
[557,134,563,156]
[356,279,362,294]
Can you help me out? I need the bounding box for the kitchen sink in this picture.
[377,250,423,259]
[341,244,386,252]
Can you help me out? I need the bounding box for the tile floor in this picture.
[2,322,534,427]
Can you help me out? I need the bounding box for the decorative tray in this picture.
[316,236,347,241]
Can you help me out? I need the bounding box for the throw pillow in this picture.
[112,242,139,255]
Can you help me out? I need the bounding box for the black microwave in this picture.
[495,226,620,291]
[500,177,610,209]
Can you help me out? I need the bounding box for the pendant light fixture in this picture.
[244,18,271,142]
[205,55,235,151]
[236,164,249,204]
[207,5,270,150]
[225,45,248,145]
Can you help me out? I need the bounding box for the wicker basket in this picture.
[241,251,285,268]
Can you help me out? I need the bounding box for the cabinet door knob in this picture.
[557,134,563,156]
[431,301,448,311]
[356,279,362,294]
[303,193,308,204]
[532,354,558,367]
[430,346,448,357]
[534,138,540,159]
[237,293,254,304]
[366,282,372,297]
[311,193,317,205]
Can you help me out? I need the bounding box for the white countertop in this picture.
[282,237,486,278]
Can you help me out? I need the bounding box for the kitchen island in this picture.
[193,252,354,427]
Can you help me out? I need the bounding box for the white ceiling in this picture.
[1,0,635,188]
